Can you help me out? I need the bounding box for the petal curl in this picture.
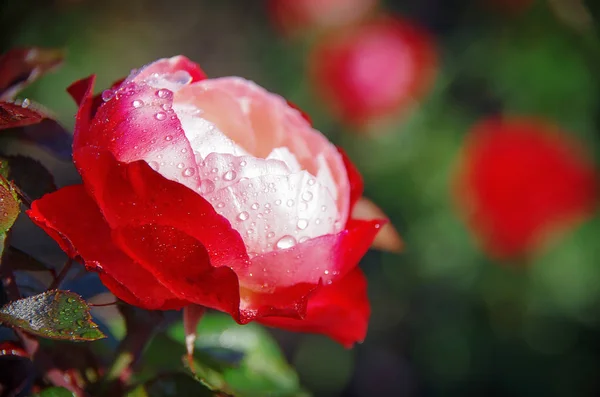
[113,224,241,318]
[240,219,384,290]
[74,147,250,272]
[74,80,201,191]
[27,185,187,310]
[129,55,207,84]
[258,268,370,347]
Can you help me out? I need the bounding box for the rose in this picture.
[309,16,437,129]
[453,117,597,260]
[28,56,385,346]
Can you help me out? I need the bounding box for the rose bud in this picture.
[309,16,437,130]
[27,56,386,346]
[453,117,597,260]
[267,0,378,37]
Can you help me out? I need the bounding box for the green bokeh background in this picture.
[3,1,600,396]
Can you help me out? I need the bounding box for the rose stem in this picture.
[48,257,73,290]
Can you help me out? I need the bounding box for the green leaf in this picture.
[0,290,106,341]
[0,174,20,235]
[31,386,75,397]
[166,313,309,397]
[128,373,215,397]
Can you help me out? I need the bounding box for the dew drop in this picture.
[183,167,195,177]
[21,98,30,108]
[301,191,313,201]
[216,202,225,208]
[165,135,173,141]
[276,235,297,250]
[321,205,327,212]
[239,160,247,167]
[155,112,167,121]
[132,99,144,108]
[200,180,215,194]
[297,219,308,230]
[299,236,310,243]
[149,161,160,171]
[156,89,171,98]
[267,231,275,238]
[264,203,271,209]
[211,168,218,173]
[315,218,322,225]
[237,211,249,221]
[308,178,315,186]
[176,163,184,169]
[324,270,330,275]
[275,199,282,206]
[251,202,259,210]
[286,199,294,207]
[101,89,114,101]
[223,170,236,181]
[162,103,172,111]
[247,228,255,235]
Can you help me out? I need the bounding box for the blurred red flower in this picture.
[267,0,378,37]
[309,16,437,129]
[454,117,598,260]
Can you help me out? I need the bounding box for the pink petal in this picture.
[240,219,384,290]
[75,79,202,191]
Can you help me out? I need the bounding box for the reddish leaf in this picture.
[0,47,64,100]
[0,101,44,130]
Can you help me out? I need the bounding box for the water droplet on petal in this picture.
[237,211,249,221]
[101,89,114,101]
[247,228,255,234]
[299,236,310,243]
[183,167,195,177]
[276,235,297,250]
[156,89,171,98]
[308,178,315,186]
[251,202,259,210]
[199,180,215,194]
[176,163,184,169]
[155,112,167,121]
[301,191,313,201]
[149,161,160,171]
[297,219,308,230]
[132,99,144,108]
[240,160,247,167]
[324,270,330,275]
[223,170,236,181]
[267,231,275,238]
[216,202,225,208]
[275,199,282,206]
[286,199,294,207]
[321,205,327,212]
[165,135,173,141]
[162,103,172,111]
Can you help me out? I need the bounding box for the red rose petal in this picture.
[113,224,241,318]
[27,185,187,310]
[259,268,370,347]
[74,147,251,272]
